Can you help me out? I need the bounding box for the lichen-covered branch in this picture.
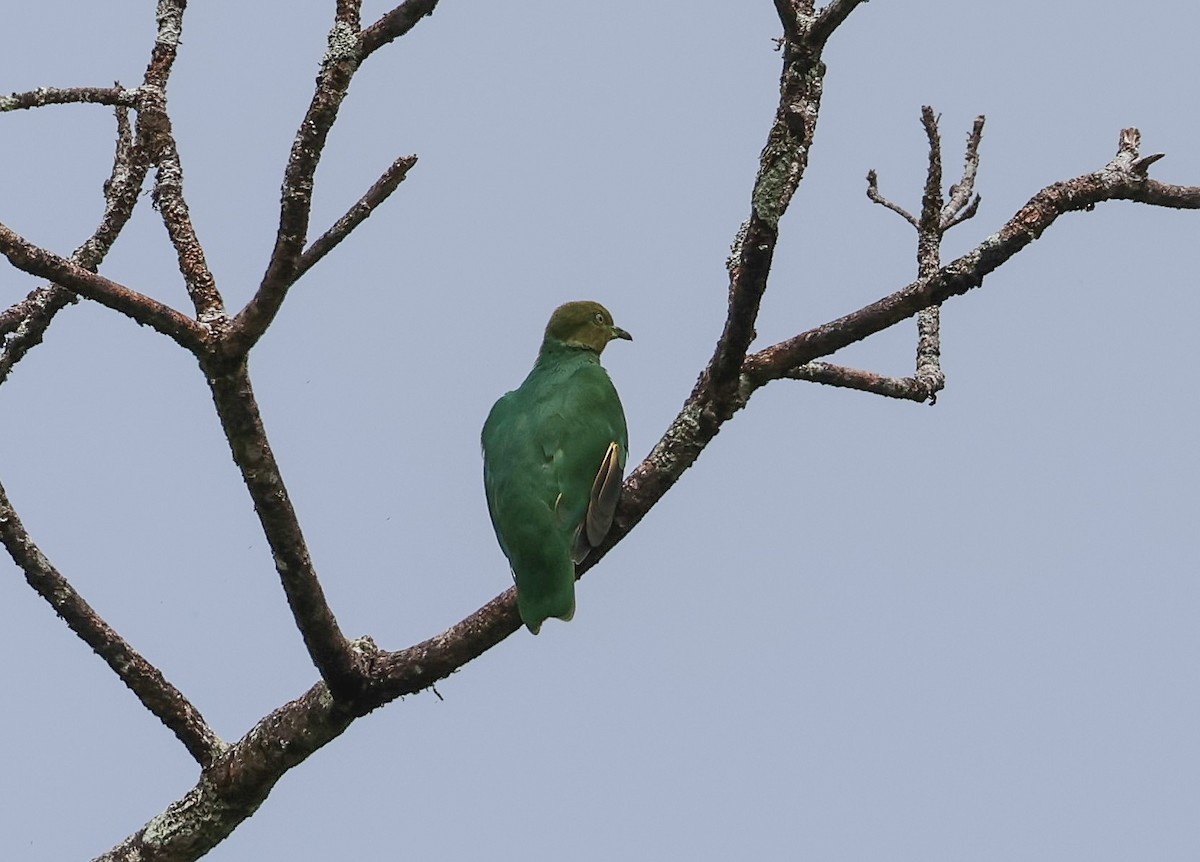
[912,107,949,399]
[0,223,205,351]
[140,74,225,323]
[783,361,934,402]
[0,480,224,767]
[702,3,867,420]
[0,0,200,379]
[743,129,1196,387]
[0,103,150,384]
[0,85,137,113]
[942,116,985,229]
[231,5,378,352]
[857,108,986,404]
[94,683,353,862]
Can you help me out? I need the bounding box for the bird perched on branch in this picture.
[482,301,631,634]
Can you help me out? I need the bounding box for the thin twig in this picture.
[0,480,225,767]
[942,116,985,228]
[295,154,418,280]
[857,109,985,404]
[785,361,934,402]
[866,169,919,227]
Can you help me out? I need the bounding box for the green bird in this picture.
[482,300,631,634]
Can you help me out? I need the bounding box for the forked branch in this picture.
[744,128,1191,387]
[295,154,419,280]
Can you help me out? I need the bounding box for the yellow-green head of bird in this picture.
[544,300,633,354]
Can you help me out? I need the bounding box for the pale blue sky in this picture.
[2,2,1198,859]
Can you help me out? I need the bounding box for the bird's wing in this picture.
[571,440,623,564]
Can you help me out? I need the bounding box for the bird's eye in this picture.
[593,312,605,325]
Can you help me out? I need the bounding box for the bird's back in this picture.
[482,345,627,632]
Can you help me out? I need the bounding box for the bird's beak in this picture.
[611,325,632,342]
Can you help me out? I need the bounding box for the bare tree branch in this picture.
[743,129,1198,387]
[144,100,224,323]
[360,0,441,58]
[131,0,224,323]
[772,0,809,42]
[855,110,990,404]
[295,154,418,280]
[912,106,948,399]
[704,9,850,418]
[811,0,870,46]
[942,115,985,228]
[202,359,361,698]
[0,85,137,112]
[866,169,919,226]
[95,682,352,862]
[0,480,225,767]
[1,101,151,383]
[229,7,367,353]
[0,223,206,351]
[99,593,521,861]
[784,361,935,402]
[0,0,197,380]
[225,1,439,352]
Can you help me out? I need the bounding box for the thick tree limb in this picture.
[0,480,224,767]
[202,359,360,698]
[702,5,869,419]
[95,683,353,862]
[98,592,521,862]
